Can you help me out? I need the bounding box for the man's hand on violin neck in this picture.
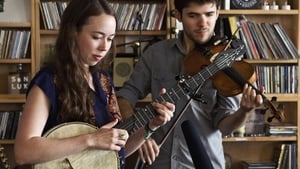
[240,84,263,111]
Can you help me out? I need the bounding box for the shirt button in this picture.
[172,155,177,160]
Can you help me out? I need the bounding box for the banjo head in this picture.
[33,122,119,169]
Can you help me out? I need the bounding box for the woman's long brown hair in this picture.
[51,0,116,122]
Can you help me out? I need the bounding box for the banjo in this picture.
[33,45,244,169]
[33,122,119,169]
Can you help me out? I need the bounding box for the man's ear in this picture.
[173,9,182,22]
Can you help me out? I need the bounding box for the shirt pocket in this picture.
[153,71,178,90]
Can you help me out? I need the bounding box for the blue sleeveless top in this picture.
[27,67,125,168]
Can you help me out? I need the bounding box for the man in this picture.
[117,0,263,168]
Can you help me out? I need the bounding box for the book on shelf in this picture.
[259,23,281,59]
[20,31,31,58]
[0,111,22,140]
[255,23,275,59]
[263,22,293,59]
[40,1,167,31]
[120,3,134,31]
[239,16,261,59]
[154,3,167,30]
[110,2,166,31]
[0,29,31,59]
[228,16,240,39]
[249,21,275,59]
[272,23,300,58]
[39,1,68,30]
[266,123,297,136]
[254,65,297,94]
[41,2,52,30]
[0,30,6,58]
[3,30,12,59]
[48,1,61,30]
[274,143,297,169]
[117,3,129,30]
[217,15,299,60]
[1,30,10,59]
[6,30,18,59]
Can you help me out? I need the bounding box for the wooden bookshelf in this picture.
[0,0,35,168]
[0,0,35,110]
[0,0,299,168]
[220,1,300,168]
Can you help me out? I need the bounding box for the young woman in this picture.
[14,0,175,168]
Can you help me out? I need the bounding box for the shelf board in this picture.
[0,22,31,28]
[220,9,299,15]
[116,30,167,36]
[0,94,26,103]
[223,135,297,142]
[0,140,14,145]
[0,59,32,64]
[40,30,167,36]
[40,29,58,35]
[245,59,299,64]
[135,93,298,102]
[264,93,299,102]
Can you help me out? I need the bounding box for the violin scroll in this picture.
[263,97,285,122]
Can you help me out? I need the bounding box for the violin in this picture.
[184,35,285,122]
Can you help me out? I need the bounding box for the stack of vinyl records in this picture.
[266,123,297,136]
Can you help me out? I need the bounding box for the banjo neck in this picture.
[115,45,244,134]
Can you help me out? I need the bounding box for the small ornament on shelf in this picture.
[262,1,270,10]
[224,0,230,10]
[270,0,279,10]
[281,0,291,10]
[7,63,30,94]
